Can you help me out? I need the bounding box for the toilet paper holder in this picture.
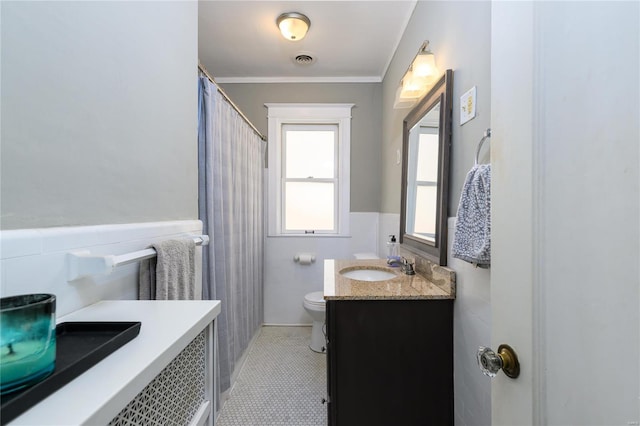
[293,254,316,265]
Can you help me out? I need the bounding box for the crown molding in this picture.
[215,76,383,84]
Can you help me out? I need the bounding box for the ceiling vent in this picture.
[293,53,315,66]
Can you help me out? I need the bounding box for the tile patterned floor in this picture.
[216,326,328,426]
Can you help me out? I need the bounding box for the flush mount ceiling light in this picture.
[394,41,440,109]
[276,12,310,41]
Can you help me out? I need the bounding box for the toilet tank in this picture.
[353,252,379,260]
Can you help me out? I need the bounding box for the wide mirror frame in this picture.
[400,69,453,265]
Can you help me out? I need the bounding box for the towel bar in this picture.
[475,128,491,165]
[66,235,209,281]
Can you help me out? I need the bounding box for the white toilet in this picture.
[303,252,380,353]
[303,291,326,353]
[352,252,379,260]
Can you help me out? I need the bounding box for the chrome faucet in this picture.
[386,257,402,267]
[387,256,416,275]
[401,257,416,275]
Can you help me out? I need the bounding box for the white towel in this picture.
[138,239,197,300]
[452,164,491,267]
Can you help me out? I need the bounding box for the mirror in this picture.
[400,70,453,265]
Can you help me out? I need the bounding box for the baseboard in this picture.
[262,323,312,327]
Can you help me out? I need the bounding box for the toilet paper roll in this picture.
[294,254,315,265]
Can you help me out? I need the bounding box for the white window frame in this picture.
[266,103,353,237]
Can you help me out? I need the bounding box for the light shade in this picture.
[393,41,440,109]
[401,70,428,99]
[394,85,418,109]
[277,12,310,41]
[412,52,438,80]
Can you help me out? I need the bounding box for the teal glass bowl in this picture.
[0,294,56,395]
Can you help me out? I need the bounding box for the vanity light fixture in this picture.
[394,41,440,109]
[276,12,311,41]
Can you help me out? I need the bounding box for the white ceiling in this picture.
[198,1,417,83]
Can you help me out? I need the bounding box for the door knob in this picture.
[476,344,520,379]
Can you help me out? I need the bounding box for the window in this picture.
[406,126,439,242]
[266,104,353,236]
[283,124,337,232]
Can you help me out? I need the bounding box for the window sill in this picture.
[266,234,352,239]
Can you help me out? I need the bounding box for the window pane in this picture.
[285,127,335,179]
[413,185,437,241]
[285,182,334,231]
[416,131,439,182]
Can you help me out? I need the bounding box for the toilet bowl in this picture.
[303,291,326,353]
[303,253,379,353]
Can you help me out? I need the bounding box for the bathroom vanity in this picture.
[324,259,455,426]
[7,300,221,425]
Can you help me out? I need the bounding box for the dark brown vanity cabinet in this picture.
[326,299,454,426]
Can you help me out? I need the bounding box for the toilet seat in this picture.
[304,291,326,312]
[304,291,325,304]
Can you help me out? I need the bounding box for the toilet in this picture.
[352,252,379,260]
[303,252,380,353]
[303,291,326,353]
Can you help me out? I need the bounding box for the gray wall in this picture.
[1,1,199,230]
[219,83,382,212]
[381,2,493,425]
[381,1,492,216]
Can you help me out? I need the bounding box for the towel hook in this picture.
[475,128,491,165]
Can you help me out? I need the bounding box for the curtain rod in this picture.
[198,62,267,141]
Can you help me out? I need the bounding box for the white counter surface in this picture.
[9,300,221,425]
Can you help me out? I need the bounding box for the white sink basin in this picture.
[340,269,396,282]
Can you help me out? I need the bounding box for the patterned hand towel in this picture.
[138,239,196,300]
[452,164,491,267]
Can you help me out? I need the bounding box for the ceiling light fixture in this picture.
[276,12,310,41]
[394,41,440,109]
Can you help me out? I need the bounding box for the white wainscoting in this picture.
[0,220,203,316]
[263,212,379,325]
[448,217,492,426]
[378,213,401,258]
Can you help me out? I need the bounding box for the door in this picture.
[490,2,639,424]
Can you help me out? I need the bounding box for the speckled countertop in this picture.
[323,259,455,300]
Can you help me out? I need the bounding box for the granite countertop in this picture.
[323,259,455,300]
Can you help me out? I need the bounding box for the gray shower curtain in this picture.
[198,75,264,407]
